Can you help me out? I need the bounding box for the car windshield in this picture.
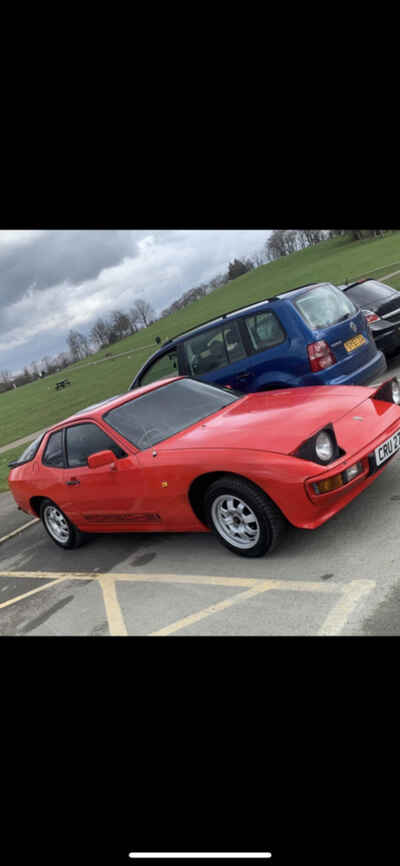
[344,281,395,305]
[294,284,357,329]
[103,378,240,450]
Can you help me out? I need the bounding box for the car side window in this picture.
[184,328,229,375]
[243,311,285,353]
[42,430,65,468]
[139,347,179,386]
[223,321,247,363]
[65,423,126,468]
[184,324,247,375]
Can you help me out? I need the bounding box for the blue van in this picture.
[129,282,387,393]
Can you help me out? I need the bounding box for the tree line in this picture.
[264,229,392,261]
[66,299,156,362]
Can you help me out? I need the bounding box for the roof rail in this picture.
[169,297,272,342]
[269,282,320,299]
[167,282,321,343]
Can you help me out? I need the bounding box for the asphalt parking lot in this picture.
[2,358,400,636]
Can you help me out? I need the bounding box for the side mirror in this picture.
[87,450,116,470]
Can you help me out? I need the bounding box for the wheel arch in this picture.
[188,471,280,527]
[30,496,47,518]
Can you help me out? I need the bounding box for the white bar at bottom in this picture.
[129,851,272,860]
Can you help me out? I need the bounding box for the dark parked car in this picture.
[129,282,386,393]
[338,279,400,358]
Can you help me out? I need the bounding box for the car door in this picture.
[61,422,144,526]
[182,321,253,390]
[39,429,70,509]
[234,309,290,389]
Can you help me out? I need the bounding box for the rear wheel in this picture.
[40,499,87,549]
[204,476,287,557]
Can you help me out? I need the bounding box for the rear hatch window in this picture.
[8,433,45,468]
[294,284,358,329]
[294,283,376,370]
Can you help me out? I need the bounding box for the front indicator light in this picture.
[313,474,344,494]
[312,462,364,495]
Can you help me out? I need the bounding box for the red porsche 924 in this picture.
[8,376,400,557]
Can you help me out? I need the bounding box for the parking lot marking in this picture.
[98,575,128,636]
[150,581,278,635]
[0,570,376,636]
[0,518,39,546]
[0,569,105,581]
[318,579,375,636]
[0,577,68,610]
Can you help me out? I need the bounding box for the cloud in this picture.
[0,229,269,372]
[0,230,139,308]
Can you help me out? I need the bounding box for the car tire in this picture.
[204,476,287,557]
[40,499,88,550]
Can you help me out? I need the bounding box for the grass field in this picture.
[1,231,400,477]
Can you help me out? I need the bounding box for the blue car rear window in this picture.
[294,284,357,330]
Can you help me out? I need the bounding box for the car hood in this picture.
[161,386,383,456]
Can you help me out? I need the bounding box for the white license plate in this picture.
[375,428,400,466]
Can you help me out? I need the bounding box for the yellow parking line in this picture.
[150,581,278,635]
[0,578,68,610]
[0,519,39,546]
[0,569,102,581]
[98,576,128,636]
[318,579,375,636]
[0,570,344,590]
[0,570,376,637]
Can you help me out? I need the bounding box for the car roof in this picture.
[160,282,331,347]
[341,278,396,291]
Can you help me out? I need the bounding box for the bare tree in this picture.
[0,369,12,391]
[110,310,131,341]
[41,356,55,376]
[67,330,90,361]
[265,230,288,260]
[133,299,155,327]
[297,230,324,248]
[250,248,269,268]
[90,317,112,349]
[55,352,70,370]
[127,307,141,334]
[29,361,40,380]
[266,229,323,260]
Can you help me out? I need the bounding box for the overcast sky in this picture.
[0,229,270,374]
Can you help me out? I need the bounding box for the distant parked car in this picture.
[338,279,400,358]
[129,282,386,393]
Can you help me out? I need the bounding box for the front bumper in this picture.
[297,413,400,529]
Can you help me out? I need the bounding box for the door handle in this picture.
[66,478,80,486]
[237,372,251,380]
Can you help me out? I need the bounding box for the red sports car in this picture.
[8,375,400,557]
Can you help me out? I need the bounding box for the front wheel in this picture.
[40,499,87,549]
[204,476,287,557]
